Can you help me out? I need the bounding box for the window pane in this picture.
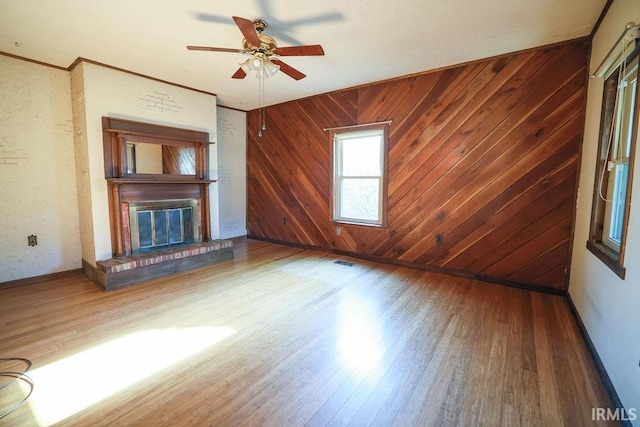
[623,79,636,158]
[615,78,637,159]
[341,136,381,176]
[339,178,380,221]
[609,162,629,244]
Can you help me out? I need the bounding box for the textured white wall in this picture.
[0,56,81,282]
[216,107,247,239]
[70,63,95,264]
[71,61,218,264]
[569,0,640,420]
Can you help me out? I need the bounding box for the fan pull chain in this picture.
[258,70,266,137]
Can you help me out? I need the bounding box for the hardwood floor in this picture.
[0,238,614,426]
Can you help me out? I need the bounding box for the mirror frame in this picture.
[103,117,210,181]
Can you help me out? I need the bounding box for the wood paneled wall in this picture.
[247,39,589,291]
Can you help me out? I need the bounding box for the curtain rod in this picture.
[591,21,640,78]
[323,120,392,132]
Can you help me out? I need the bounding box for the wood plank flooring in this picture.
[0,238,614,426]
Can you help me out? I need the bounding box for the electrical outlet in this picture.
[336,226,342,235]
[436,233,443,244]
[282,217,287,224]
[28,234,37,246]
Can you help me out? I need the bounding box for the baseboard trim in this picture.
[566,292,633,427]
[0,268,83,290]
[246,235,566,296]
[248,235,328,253]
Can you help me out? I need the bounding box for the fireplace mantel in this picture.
[107,178,216,185]
[102,117,216,258]
[86,117,234,291]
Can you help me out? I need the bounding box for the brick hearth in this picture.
[85,240,234,291]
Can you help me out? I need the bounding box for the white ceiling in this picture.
[0,0,605,111]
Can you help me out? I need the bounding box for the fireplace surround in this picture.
[85,117,233,291]
[102,117,215,256]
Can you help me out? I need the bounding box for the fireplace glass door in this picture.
[130,200,199,253]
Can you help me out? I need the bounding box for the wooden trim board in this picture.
[0,269,83,290]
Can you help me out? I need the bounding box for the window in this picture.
[588,46,639,279]
[331,124,388,227]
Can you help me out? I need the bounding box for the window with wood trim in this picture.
[588,46,639,279]
[331,124,388,227]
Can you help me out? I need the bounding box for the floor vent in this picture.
[334,260,354,267]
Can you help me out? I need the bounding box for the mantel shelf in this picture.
[107,178,217,185]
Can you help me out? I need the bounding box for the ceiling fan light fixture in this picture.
[239,58,252,73]
[189,15,325,136]
[264,60,280,77]
[250,56,264,70]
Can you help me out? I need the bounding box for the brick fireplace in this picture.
[82,117,233,291]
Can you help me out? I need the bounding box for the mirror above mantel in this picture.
[103,118,213,183]
[126,141,196,176]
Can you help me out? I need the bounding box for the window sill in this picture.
[333,220,385,229]
[586,240,626,279]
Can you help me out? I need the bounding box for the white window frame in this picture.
[588,43,639,279]
[331,124,388,227]
[602,56,638,251]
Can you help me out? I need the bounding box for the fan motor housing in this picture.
[242,34,277,55]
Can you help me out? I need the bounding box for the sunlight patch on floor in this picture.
[21,326,236,426]
[337,293,384,379]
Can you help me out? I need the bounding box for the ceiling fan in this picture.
[187,16,325,80]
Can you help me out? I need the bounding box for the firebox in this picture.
[129,199,200,253]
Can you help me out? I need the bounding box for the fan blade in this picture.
[233,16,261,47]
[187,46,243,53]
[274,45,324,56]
[231,68,247,79]
[271,59,306,80]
